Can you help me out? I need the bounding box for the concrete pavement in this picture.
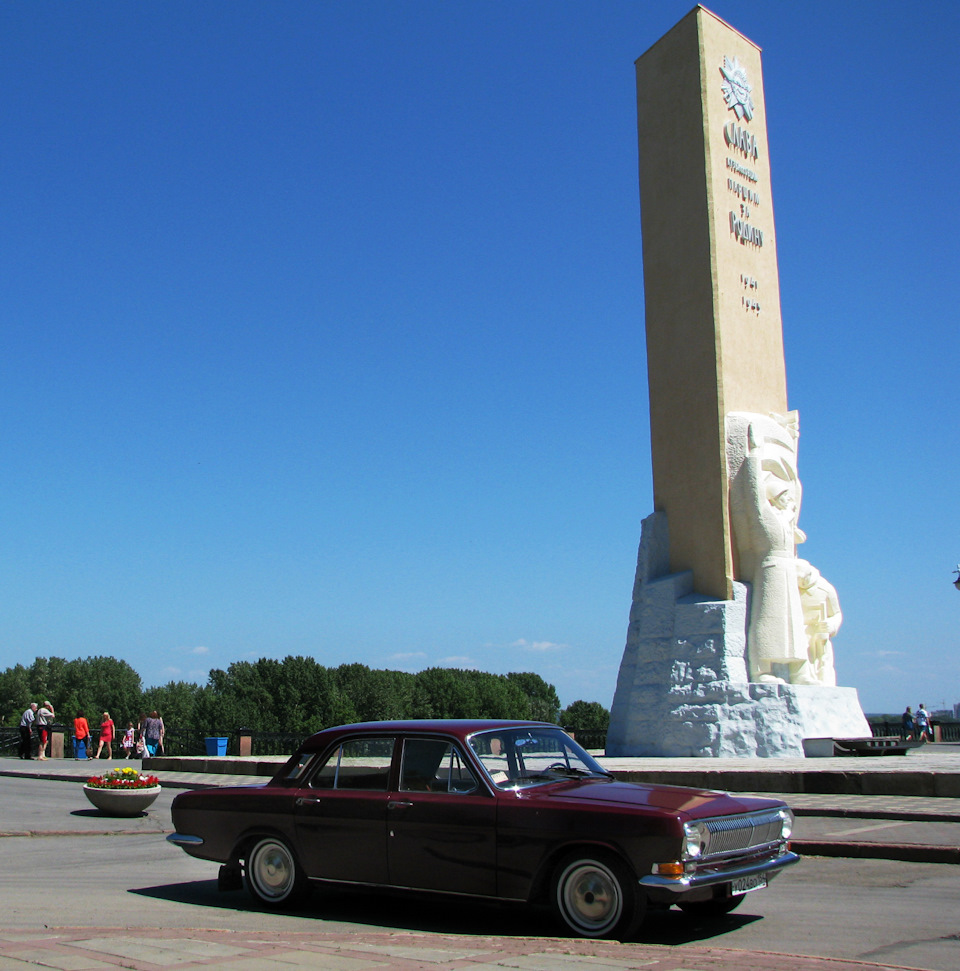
[10,746,960,861]
[2,749,958,970]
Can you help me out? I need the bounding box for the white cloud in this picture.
[439,656,475,667]
[390,652,427,662]
[511,639,566,652]
[189,645,210,655]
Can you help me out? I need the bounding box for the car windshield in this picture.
[468,727,611,789]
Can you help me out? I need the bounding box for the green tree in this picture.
[506,671,561,723]
[141,681,202,732]
[559,700,610,732]
[412,668,480,719]
[0,664,31,725]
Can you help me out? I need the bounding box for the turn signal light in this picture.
[654,861,685,877]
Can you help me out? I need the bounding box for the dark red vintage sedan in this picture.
[168,720,798,938]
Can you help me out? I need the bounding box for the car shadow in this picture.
[131,880,763,943]
[70,808,149,819]
[131,880,548,935]
[637,907,763,943]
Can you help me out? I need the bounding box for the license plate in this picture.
[731,873,767,895]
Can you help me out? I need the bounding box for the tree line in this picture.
[0,655,610,737]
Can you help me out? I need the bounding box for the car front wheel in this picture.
[552,852,644,939]
[244,837,308,907]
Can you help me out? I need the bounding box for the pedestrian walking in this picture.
[901,706,914,740]
[121,722,136,758]
[94,711,116,759]
[142,711,165,757]
[915,704,931,743]
[19,702,38,759]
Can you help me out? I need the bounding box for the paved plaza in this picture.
[2,747,958,970]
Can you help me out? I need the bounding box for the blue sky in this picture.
[1,1,957,716]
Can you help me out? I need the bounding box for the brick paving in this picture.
[0,927,928,970]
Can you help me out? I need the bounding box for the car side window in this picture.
[400,739,477,794]
[309,737,394,791]
[280,752,316,783]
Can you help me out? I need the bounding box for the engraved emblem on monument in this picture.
[720,55,754,120]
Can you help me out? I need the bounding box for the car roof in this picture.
[300,719,557,751]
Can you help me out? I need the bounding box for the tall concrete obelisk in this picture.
[607,6,869,757]
[639,6,786,602]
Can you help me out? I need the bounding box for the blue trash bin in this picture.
[74,737,87,760]
[204,737,228,756]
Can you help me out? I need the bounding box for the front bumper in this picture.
[638,848,800,892]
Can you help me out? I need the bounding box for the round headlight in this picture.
[683,821,709,859]
[779,807,794,840]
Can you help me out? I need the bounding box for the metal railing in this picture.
[868,719,960,742]
[18,722,957,758]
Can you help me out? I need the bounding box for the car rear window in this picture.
[310,737,394,791]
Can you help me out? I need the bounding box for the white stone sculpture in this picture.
[796,558,840,687]
[608,409,869,756]
[605,511,872,757]
[727,411,817,685]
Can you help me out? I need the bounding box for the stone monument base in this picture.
[606,512,871,758]
[607,680,871,758]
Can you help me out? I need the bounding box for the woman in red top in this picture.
[95,711,115,759]
[73,711,90,760]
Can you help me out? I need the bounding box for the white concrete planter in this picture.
[82,784,162,816]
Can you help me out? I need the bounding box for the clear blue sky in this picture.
[2,1,957,715]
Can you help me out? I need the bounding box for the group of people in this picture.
[17,700,56,760]
[18,702,166,760]
[901,704,932,742]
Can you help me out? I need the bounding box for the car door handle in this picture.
[295,797,323,807]
[388,800,413,810]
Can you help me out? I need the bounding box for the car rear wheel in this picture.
[677,893,745,918]
[244,838,308,907]
[552,851,644,939]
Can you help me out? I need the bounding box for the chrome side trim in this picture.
[166,833,204,847]
[305,875,524,903]
[639,850,800,892]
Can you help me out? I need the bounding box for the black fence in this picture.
[0,725,305,759]
[0,724,607,759]
[868,719,960,742]
[159,728,305,758]
[11,722,954,759]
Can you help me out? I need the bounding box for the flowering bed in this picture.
[85,767,160,790]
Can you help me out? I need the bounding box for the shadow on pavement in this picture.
[70,808,150,819]
[637,907,763,943]
[130,878,765,944]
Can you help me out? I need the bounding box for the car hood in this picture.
[522,779,784,820]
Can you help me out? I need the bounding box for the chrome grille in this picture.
[704,810,784,857]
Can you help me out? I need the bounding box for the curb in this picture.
[0,768,213,790]
[790,839,960,864]
[792,805,960,822]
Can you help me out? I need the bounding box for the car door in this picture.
[293,735,395,885]
[387,737,497,897]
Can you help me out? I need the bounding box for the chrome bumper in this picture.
[638,849,800,892]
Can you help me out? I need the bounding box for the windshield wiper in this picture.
[545,765,611,779]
